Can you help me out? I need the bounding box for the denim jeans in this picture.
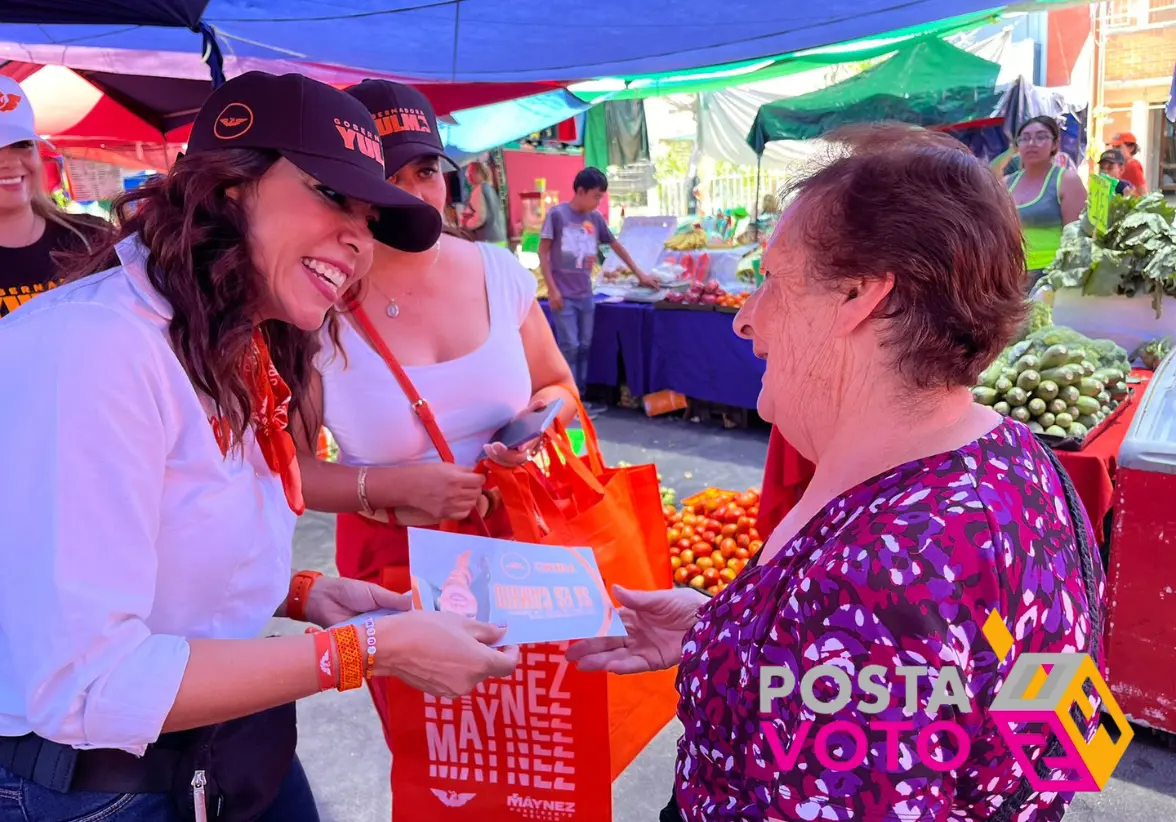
[553,296,596,394]
[0,757,318,822]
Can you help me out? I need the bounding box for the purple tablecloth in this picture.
[647,308,765,409]
[541,300,764,409]
[541,299,654,396]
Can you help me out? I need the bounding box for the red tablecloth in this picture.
[756,373,1151,544]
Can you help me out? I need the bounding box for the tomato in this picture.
[708,518,723,532]
[677,538,692,552]
[705,584,719,596]
[726,506,746,521]
[669,546,681,558]
[693,543,714,559]
[736,493,757,509]
[670,556,682,569]
[694,502,708,515]
[689,575,706,590]
[663,504,677,520]
[749,528,760,542]
[748,540,763,556]
[714,505,728,521]
[682,513,698,527]
[679,549,695,565]
[684,562,700,577]
[747,506,759,519]
[709,554,726,570]
[681,526,695,540]
[736,516,752,532]
[702,568,720,585]
[667,527,682,544]
[735,547,750,560]
[696,556,715,571]
[720,524,739,538]
[736,534,751,549]
[719,538,739,558]
[719,567,738,583]
[673,567,691,584]
[702,530,717,545]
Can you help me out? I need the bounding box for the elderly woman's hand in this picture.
[565,585,709,674]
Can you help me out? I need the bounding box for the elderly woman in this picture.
[569,125,1104,821]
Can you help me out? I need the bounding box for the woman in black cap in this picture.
[0,71,518,822]
[292,80,577,767]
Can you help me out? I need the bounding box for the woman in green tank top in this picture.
[1004,116,1086,288]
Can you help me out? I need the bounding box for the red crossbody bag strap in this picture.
[348,303,490,536]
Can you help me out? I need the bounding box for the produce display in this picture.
[664,488,763,596]
[1135,336,1172,371]
[663,279,738,307]
[973,320,1132,441]
[1044,192,1176,317]
[664,224,709,251]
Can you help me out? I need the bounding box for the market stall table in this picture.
[646,308,764,409]
[1052,370,1151,549]
[541,298,654,396]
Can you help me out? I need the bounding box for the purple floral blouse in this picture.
[673,418,1105,821]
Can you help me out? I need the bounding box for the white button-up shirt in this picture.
[0,235,296,755]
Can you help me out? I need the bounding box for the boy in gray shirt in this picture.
[539,167,655,408]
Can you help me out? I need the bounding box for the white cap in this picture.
[0,75,41,150]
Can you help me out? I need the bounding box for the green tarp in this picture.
[747,37,1003,151]
[571,10,1001,102]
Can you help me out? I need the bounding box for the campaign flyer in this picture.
[407,528,627,647]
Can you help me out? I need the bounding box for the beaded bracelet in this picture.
[331,625,364,692]
[362,616,377,681]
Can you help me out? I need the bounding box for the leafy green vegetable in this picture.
[1043,191,1176,316]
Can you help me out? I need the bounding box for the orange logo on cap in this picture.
[334,118,384,169]
[372,108,432,137]
[213,103,254,139]
[0,93,22,113]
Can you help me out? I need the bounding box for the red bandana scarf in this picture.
[209,329,306,515]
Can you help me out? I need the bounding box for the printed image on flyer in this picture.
[407,528,626,646]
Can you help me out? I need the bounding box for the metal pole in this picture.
[753,153,762,243]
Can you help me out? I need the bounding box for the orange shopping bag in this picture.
[483,402,679,782]
[386,644,613,822]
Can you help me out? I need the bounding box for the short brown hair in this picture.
[783,123,1026,390]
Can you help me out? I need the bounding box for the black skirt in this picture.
[660,794,682,821]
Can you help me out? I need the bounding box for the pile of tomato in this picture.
[664,487,763,596]
[715,291,748,310]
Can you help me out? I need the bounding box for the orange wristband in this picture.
[287,570,322,622]
[312,629,337,692]
[331,625,364,692]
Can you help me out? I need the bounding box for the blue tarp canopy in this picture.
[0,1,1062,83]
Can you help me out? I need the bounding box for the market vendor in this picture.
[1005,116,1087,286]
[568,124,1104,822]
[0,75,115,319]
[1099,148,1136,196]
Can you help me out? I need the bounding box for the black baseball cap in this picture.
[186,71,442,253]
[344,80,459,177]
[1099,149,1126,166]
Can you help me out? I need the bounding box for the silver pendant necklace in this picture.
[386,299,400,319]
[374,240,442,320]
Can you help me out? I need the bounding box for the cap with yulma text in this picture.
[186,71,441,252]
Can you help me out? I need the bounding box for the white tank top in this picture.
[317,242,537,469]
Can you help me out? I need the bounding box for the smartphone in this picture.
[488,398,565,450]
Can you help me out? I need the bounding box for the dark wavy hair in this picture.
[60,148,320,452]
